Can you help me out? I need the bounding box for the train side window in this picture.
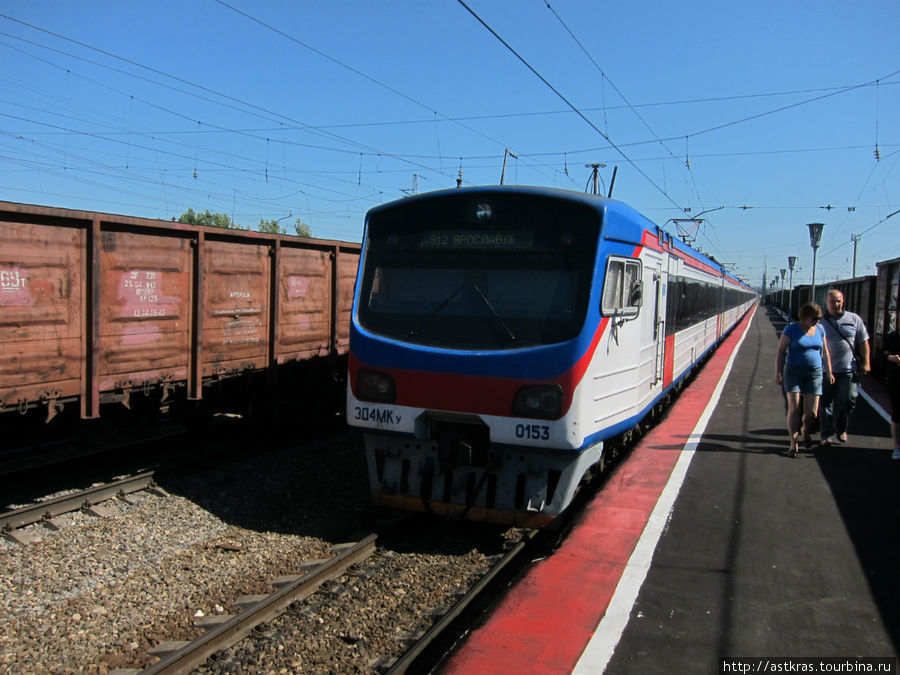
[602,257,642,318]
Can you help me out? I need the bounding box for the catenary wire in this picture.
[456,0,684,210]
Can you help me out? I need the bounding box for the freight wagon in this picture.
[776,277,876,325]
[764,257,900,378]
[873,256,900,357]
[0,201,360,433]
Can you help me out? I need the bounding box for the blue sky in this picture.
[1,1,898,291]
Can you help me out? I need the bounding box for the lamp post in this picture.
[807,223,824,306]
[780,268,786,314]
[787,256,797,319]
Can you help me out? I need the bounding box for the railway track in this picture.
[385,528,539,673]
[107,518,540,674]
[93,390,661,672]
[1,425,538,672]
[138,535,378,674]
[1,471,166,545]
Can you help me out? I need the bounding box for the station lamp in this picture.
[780,268,786,312]
[787,256,798,318]
[806,223,824,306]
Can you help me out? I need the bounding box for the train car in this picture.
[873,257,900,357]
[0,201,360,431]
[785,277,876,325]
[828,276,877,328]
[347,186,755,527]
[762,280,797,318]
[785,271,890,376]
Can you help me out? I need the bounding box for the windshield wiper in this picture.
[408,282,517,345]
[409,283,465,337]
[472,283,517,343]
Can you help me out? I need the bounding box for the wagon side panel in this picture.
[0,220,83,410]
[335,246,360,355]
[201,238,271,377]
[96,229,192,394]
[277,246,332,361]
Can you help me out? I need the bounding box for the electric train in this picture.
[347,186,755,527]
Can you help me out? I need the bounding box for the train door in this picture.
[719,275,727,338]
[652,260,666,386]
[662,252,679,388]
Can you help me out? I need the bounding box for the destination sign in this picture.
[419,229,534,250]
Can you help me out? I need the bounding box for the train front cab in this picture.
[378,217,673,528]
[347,189,750,527]
[347,188,619,527]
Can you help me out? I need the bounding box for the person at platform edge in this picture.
[775,301,834,457]
[883,329,900,460]
[820,289,871,446]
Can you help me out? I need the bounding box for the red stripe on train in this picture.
[349,317,610,418]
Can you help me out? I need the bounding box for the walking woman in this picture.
[775,302,834,456]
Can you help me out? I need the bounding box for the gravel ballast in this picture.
[0,426,517,673]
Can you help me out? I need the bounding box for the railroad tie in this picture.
[147,641,191,659]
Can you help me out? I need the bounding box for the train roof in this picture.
[368,186,753,290]
[367,185,659,237]
[366,184,607,214]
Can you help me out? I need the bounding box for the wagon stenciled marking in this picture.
[1,269,27,291]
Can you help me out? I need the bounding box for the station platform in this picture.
[443,305,899,674]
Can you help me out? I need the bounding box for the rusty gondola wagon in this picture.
[0,201,360,445]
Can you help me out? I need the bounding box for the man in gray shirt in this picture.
[821,289,871,445]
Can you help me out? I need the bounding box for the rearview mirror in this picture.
[630,281,643,307]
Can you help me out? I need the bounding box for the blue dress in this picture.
[782,322,824,395]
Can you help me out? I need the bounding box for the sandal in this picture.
[801,427,812,449]
[788,434,799,457]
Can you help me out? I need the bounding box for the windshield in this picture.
[357,192,600,350]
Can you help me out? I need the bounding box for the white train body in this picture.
[348,187,754,527]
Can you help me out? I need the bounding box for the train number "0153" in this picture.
[515,423,550,440]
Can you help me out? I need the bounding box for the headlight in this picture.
[357,369,396,403]
[512,384,563,419]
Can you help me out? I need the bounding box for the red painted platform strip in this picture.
[443,307,757,674]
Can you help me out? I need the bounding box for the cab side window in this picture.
[602,257,642,317]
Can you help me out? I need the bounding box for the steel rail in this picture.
[0,471,158,533]
[386,529,538,674]
[141,534,378,675]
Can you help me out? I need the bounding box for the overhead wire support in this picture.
[585,163,606,195]
[544,0,706,208]
[500,149,518,185]
[683,67,900,141]
[211,0,556,184]
[0,11,451,183]
[456,0,683,211]
[819,209,900,257]
[874,78,881,161]
[543,1,687,175]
